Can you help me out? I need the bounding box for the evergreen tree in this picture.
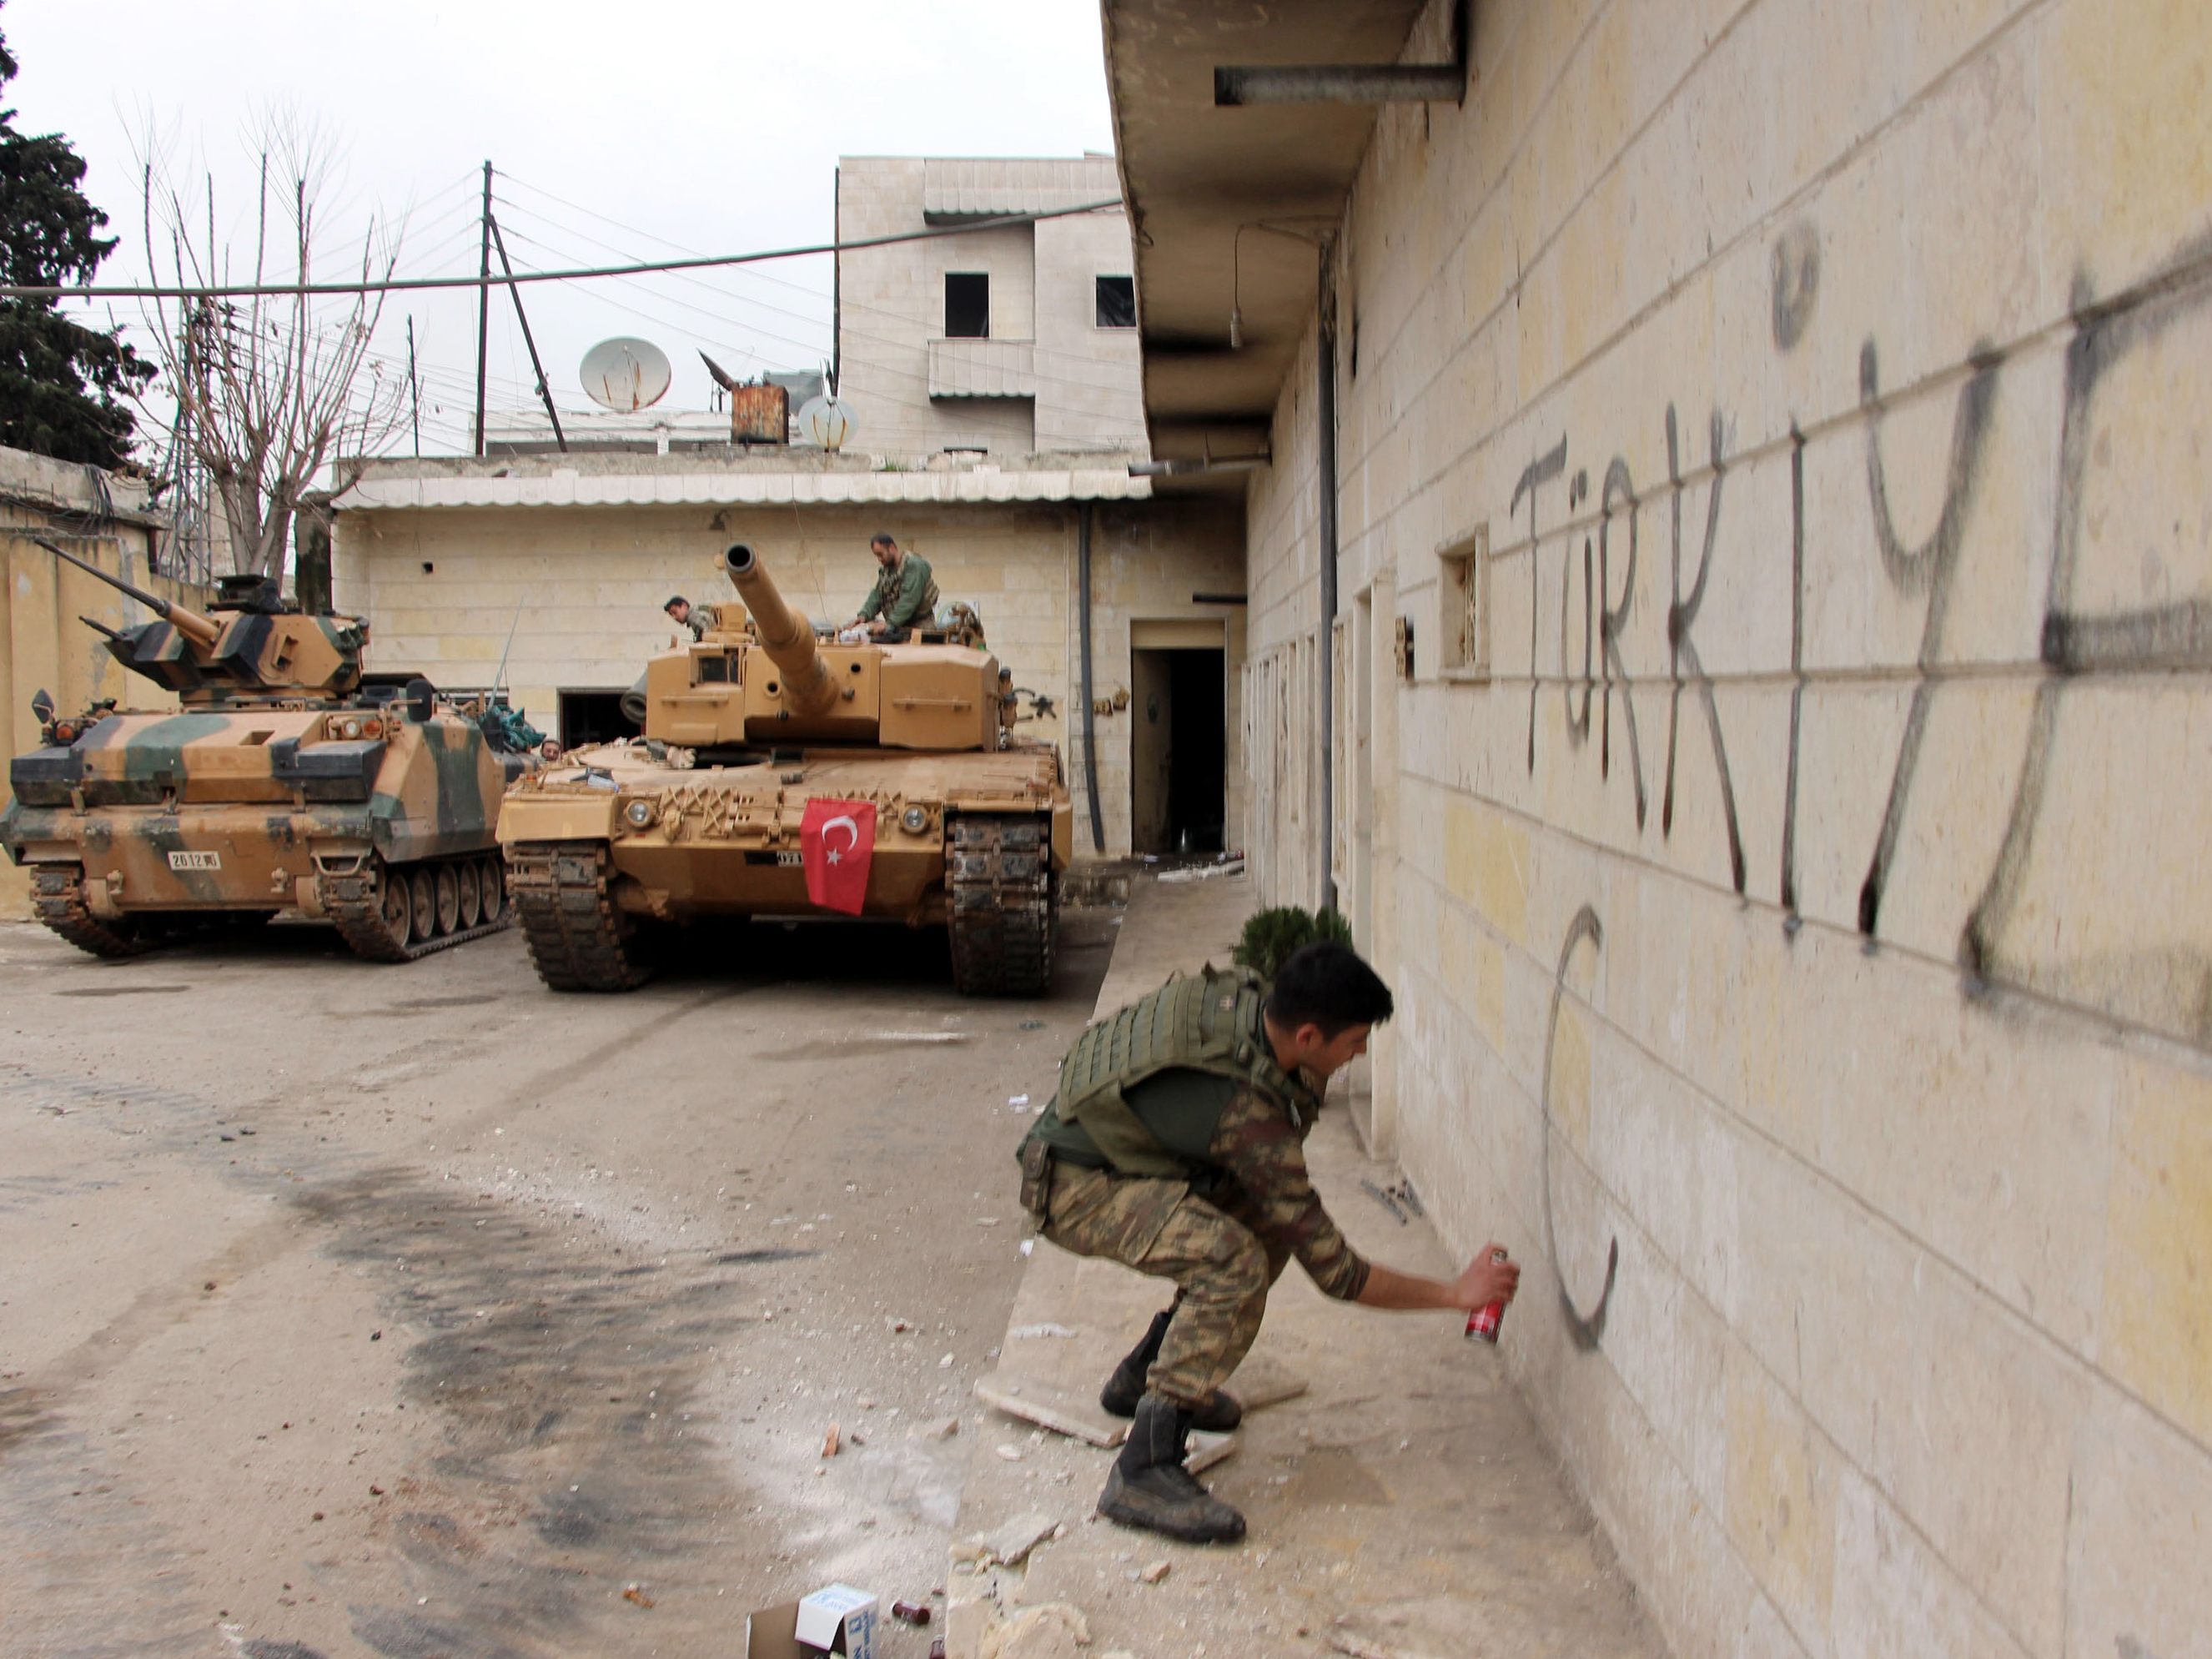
[0,8,152,468]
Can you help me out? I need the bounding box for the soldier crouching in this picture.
[1016,942,1521,1545]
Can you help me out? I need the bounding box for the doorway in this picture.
[559,689,641,749]
[1129,621,1227,856]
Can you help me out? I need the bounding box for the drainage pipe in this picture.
[1077,502,1105,853]
[1317,260,1340,913]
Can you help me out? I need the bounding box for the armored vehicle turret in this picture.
[3,538,536,961]
[500,544,1069,996]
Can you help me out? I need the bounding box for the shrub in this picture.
[1233,904,1353,981]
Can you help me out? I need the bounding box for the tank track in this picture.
[505,842,655,993]
[319,852,512,963]
[28,865,164,958]
[947,814,1056,997]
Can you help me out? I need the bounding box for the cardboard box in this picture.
[746,1583,879,1659]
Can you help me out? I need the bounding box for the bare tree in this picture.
[135,113,405,581]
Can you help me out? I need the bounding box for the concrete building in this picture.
[834,156,1147,460]
[331,453,1245,857]
[331,154,1249,861]
[1103,3,2211,1659]
[1,445,208,917]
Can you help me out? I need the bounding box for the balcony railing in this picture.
[928,337,1038,400]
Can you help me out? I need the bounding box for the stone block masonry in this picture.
[1233,2,2212,1657]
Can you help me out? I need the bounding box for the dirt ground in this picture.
[0,907,1118,1659]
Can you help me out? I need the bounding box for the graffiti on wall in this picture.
[1501,229,2212,1043]
[1541,904,1619,1350]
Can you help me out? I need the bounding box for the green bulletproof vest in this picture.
[1053,964,1318,1179]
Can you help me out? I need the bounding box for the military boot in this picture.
[1098,1309,1244,1430]
[1096,1395,1247,1545]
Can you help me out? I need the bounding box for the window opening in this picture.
[944,272,990,339]
[1095,275,1137,329]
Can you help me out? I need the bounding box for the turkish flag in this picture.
[799,797,877,915]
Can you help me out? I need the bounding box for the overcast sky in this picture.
[8,0,1116,457]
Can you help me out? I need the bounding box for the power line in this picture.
[5,199,1124,300]
[492,178,1143,384]
[492,207,1139,404]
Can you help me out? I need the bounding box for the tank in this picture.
[499,543,1071,996]
[2,537,539,961]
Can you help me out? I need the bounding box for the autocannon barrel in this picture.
[37,535,222,647]
[723,543,837,716]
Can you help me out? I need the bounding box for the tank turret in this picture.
[36,535,365,702]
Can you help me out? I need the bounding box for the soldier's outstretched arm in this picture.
[1354,1249,1520,1313]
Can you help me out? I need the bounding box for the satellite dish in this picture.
[580,337,673,411]
[799,394,856,451]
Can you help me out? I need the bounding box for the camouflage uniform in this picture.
[856,552,939,634]
[1019,968,1370,1409]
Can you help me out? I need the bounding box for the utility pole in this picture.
[474,159,492,457]
[489,214,566,452]
[405,314,422,459]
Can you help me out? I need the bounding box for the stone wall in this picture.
[1237,3,2212,1658]
[332,496,1243,859]
[0,446,201,918]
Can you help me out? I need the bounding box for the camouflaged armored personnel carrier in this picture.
[500,543,1069,996]
[2,539,535,961]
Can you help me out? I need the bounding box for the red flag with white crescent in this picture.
[799,798,876,915]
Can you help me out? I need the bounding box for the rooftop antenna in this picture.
[492,590,526,696]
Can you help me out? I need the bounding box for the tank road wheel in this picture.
[477,856,507,924]
[379,872,415,952]
[319,853,512,963]
[505,842,656,993]
[28,865,162,959]
[456,861,483,931]
[947,815,1057,998]
[409,869,437,942]
[434,864,461,936]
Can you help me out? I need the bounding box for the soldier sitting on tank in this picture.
[665,595,709,644]
[1016,942,1521,1546]
[846,532,938,642]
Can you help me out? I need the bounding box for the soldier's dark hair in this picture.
[870,531,897,550]
[1265,943,1394,1038]
[665,595,687,611]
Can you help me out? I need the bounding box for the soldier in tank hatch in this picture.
[845,532,938,642]
[665,595,708,644]
[1016,942,1521,1545]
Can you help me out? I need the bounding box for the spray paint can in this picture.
[1464,1248,1511,1344]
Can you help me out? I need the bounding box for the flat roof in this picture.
[334,456,1153,511]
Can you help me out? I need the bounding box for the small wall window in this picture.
[945,272,990,339]
[1438,525,1490,677]
[1095,275,1137,329]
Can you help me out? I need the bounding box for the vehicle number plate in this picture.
[776,851,802,867]
[167,850,220,872]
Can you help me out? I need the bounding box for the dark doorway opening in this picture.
[560,689,641,749]
[1129,646,1226,855]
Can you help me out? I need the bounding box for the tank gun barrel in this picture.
[723,543,837,716]
[36,535,221,646]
